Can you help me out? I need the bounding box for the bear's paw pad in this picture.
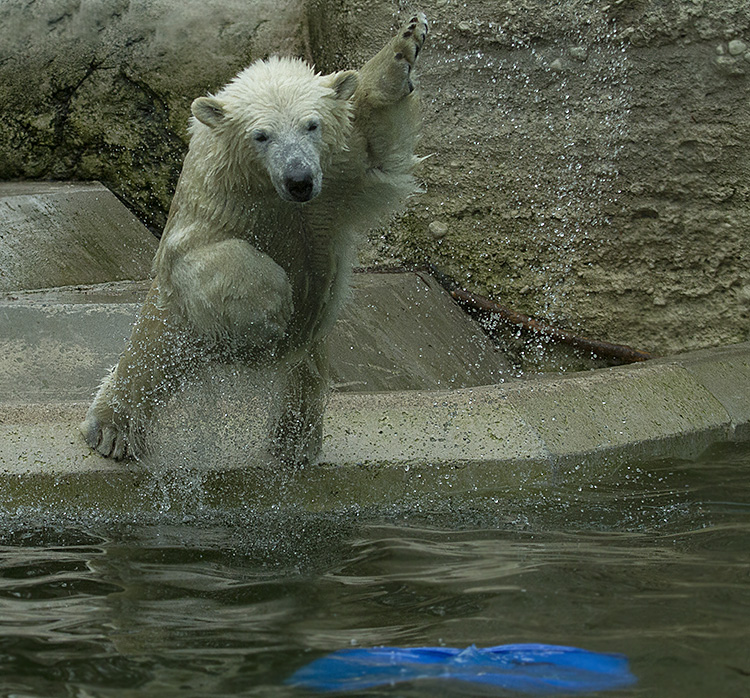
[393,13,428,67]
[81,417,128,460]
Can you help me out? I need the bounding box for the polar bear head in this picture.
[190,57,358,203]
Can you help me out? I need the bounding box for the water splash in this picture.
[419,9,633,371]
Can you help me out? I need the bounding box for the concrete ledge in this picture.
[1,342,748,515]
[664,343,750,441]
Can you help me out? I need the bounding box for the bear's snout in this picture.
[284,164,315,203]
[267,140,323,204]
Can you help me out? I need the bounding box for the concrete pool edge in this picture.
[1,341,748,514]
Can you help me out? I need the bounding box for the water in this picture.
[1,441,749,697]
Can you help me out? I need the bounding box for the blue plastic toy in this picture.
[286,643,637,693]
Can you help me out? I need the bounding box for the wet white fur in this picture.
[81,15,427,462]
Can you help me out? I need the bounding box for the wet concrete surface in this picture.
[1,182,748,513]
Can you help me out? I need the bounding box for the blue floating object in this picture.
[286,643,637,693]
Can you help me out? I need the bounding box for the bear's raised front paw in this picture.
[394,13,429,71]
[80,415,129,460]
[389,13,428,95]
[360,12,428,104]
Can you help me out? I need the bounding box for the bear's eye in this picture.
[306,120,320,133]
[253,130,270,143]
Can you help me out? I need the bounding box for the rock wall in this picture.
[312,0,750,357]
[0,0,309,232]
[1,0,748,356]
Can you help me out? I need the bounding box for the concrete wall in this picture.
[1,0,748,356]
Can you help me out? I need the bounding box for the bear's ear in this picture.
[191,96,227,128]
[325,70,358,101]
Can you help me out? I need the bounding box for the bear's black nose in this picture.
[284,166,315,202]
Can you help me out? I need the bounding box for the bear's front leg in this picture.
[80,284,183,460]
[352,13,428,178]
[168,238,293,357]
[357,13,428,107]
[271,341,329,465]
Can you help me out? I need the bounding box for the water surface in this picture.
[1,442,749,696]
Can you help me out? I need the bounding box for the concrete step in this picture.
[1,181,749,516]
[0,272,509,404]
[0,181,157,292]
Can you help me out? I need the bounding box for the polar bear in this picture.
[81,14,429,463]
